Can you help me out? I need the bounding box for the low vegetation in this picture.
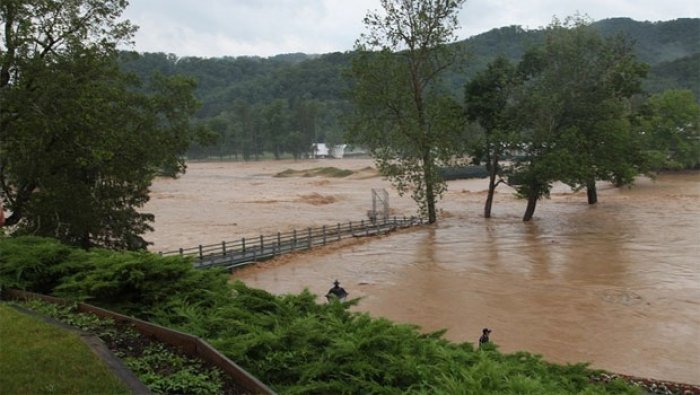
[275,167,355,178]
[12,299,243,395]
[0,304,130,395]
[0,236,644,394]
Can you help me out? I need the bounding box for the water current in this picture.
[232,172,700,384]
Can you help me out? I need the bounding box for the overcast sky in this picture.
[121,0,699,58]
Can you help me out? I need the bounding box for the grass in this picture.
[0,303,130,395]
[13,300,241,395]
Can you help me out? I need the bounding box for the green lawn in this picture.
[0,304,130,395]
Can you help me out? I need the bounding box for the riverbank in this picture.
[146,160,700,385]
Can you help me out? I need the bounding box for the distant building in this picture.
[311,143,347,159]
[311,143,329,158]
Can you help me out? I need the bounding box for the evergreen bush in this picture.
[0,236,641,394]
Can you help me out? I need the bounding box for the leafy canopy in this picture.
[0,0,205,249]
[349,0,467,223]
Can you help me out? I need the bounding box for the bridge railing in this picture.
[159,216,424,270]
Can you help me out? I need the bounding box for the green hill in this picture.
[119,18,699,158]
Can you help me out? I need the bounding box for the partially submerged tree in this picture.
[547,19,647,204]
[509,16,647,221]
[349,0,466,223]
[0,0,204,249]
[464,57,520,218]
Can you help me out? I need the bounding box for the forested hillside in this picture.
[119,18,699,159]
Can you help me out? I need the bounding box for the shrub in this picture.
[55,251,230,316]
[0,236,91,293]
[1,236,642,394]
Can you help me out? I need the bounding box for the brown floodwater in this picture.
[227,170,700,385]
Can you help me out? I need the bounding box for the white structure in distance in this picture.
[311,143,347,159]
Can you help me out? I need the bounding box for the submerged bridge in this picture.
[160,216,425,270]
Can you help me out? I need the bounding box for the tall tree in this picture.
[262,99,290,159]
[349,0,466,223]
[547,18,647,204]
[0,0,203,249]
[464,57,520,218]
[510,16,647,220]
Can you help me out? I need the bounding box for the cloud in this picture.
[121,0,699,58]
[459,0,699,37]
[123,0,377,57]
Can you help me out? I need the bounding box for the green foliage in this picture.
[21,299,121,340]
[54,252,230,315]
[591,18,699,65]
[349,0,468,223]
[647,53,700,99]
[0,1,205,249]
[124,344,224,395]
[3,237,642,394]
[464,56,522,216]
[0,236,230,316]
[114,18,697,164]
[635,89,700,169]
[275,167,354,178]
[0,236,91,293]
[506,15,648,219]
[0,304,131,395]
[17,299,227,395]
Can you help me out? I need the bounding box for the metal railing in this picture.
[160,216,424,270]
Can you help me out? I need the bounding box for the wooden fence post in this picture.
[293,230,297,250]
[260,235,264,253]
[198,245,203,261]
[277,232,281,255]
[308,228,312,249]
[179,248,184,256]
[337,223,341,241]
[323,225,326,245]
[222,241,227,256]
[242,238,246,253]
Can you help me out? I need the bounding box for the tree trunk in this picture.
[587,181,598,205]
[484,153,499,218]
[2,182,35,226]
[425,159,437,224]
[523,190,538,222]
[426,185,436,223]
[484,183,495,218]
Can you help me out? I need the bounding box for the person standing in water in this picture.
[326,280,348,302]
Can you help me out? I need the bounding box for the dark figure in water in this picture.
[326,280,348,302]
[479,328,492,346]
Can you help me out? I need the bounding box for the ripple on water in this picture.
[234,172,700,385]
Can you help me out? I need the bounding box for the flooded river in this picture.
[147,161,700,384]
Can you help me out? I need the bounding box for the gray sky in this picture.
[121,0,699,58]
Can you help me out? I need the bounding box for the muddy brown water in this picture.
[146,161,700,385]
